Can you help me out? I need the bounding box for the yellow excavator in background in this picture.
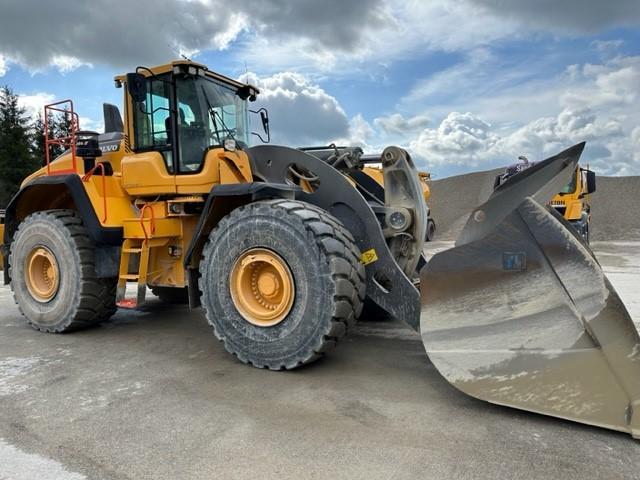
[0,60,638,438]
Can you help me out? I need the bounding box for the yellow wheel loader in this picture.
[496,157,596,242]
[1,60,639,438]
[549,166,595,242]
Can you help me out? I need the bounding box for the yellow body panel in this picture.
[21,137,128,185]
[121,151,176,196]
[82,175,137,228]
[21,157,75,187]
[175,149,253,195]
[218,150,253,184]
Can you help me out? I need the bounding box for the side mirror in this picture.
[250,108,271,143]
[126,73,147,103]
[260,110,270,138]
[585,169,596,194]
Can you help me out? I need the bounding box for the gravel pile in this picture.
[429,170,640,242]
[590,176,640,241]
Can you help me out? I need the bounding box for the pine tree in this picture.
[0,86,40,208]
[51,109,74,158]
[31,112,46,166]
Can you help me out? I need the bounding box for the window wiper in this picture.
[200,85,234,143]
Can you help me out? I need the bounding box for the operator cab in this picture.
[117,61,260,175]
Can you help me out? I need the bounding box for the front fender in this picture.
[247,145,423,329]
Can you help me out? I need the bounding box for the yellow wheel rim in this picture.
[230,248,295,327]
[25,246,59,302]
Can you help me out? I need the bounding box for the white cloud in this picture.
[333,114,376,150]
[16,93,102,132]
[0,0,386,73]
[17,92,55,118]
[237,1,520,74]
[0,55,6,77]
[50,55,92,74]
[409,107,627,172]
[496,107,624,160]
[240,71,350,147]
[396,53,640,175]
[79,116,104,133]
[1,0,638,79]
[212,12,249,50]
[592,39,625,54]
[399,47,564,124]
[410,112,499,167]
[239,72,379,152]
[374,113,431,136]
[236,55,640,175]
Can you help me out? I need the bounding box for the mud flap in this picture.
[421,143,640,438]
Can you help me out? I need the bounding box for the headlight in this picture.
[224,137,237,152]
[388,210,408,230]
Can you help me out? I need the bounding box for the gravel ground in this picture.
[0,242,639,480]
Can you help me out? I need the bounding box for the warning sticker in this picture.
[360,249,378,265]
[503,252,527,271]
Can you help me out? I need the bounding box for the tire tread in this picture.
[9,209,117,332]
[199,199,365,370]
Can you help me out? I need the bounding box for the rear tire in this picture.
[150,286,189,304]
[9,210,117,332]
[199,199,365,370]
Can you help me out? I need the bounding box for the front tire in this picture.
[9,210,117,332]
[199,200,365,370]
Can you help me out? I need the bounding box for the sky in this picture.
[1,0,639,178]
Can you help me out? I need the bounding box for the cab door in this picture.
[121,73,177,196]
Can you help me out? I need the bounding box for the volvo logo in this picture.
[99,143,120,153]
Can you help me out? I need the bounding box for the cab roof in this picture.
[114,59,259,94]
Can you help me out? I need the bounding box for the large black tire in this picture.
[150,286,189,304]
[425,219,436,242]
[199,199,365,370]
[9,210,117,332]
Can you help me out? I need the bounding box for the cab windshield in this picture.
[132,72,249,173]
[558,171,577,195]
[175,74,249,171]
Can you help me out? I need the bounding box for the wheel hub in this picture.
[230,248,294,327]
[25,246,59,302]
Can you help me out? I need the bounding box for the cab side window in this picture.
[132,76,174,172]
[175,76,207,172]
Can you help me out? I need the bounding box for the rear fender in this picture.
[2,175,123,283]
